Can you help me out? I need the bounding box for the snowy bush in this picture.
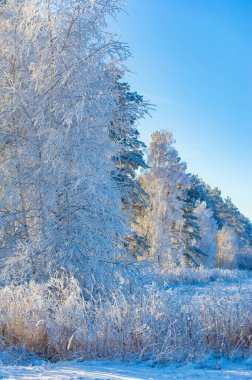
[0,275,251,363]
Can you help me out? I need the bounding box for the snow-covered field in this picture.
[0,275,252,379]
[169,272,252,296]
[0,359,252,379]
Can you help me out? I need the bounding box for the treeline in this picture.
[134,130,252,270]
[1,0,252,363]
[0,0,251,294]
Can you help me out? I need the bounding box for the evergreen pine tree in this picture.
[181,187,207,266]
[110,81,150,258]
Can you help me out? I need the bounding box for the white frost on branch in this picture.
[0,0,130,288]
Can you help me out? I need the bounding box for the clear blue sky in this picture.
[112,0,252,220]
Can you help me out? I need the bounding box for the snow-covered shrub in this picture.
[0,282,48,354]
[0,275,251,362]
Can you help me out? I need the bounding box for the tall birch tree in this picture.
[0,0,129,288]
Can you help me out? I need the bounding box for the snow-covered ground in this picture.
[1,275,252,380]
[167,271,252,294]
[0,359,252,379]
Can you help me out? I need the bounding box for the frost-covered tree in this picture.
[180,189,206,267]
[0,0,130,288]
[187,175,252,268]
[193,201,218,268]
[224,197,252,247]
[187,175,224,228]
[137,130,189,268]
[217,225,239,269]
[217,197,252,269]
[110,82,150,258]
[137,131,208,268]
